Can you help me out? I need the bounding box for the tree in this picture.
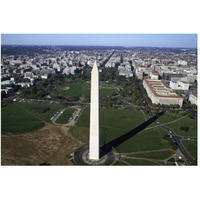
[191,104,197,109]
[188,113,195,119]
[1,91,7,99]
[180,126,189,132]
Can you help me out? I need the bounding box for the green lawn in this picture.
[159,113,182,124]
[115,127,176,153]
[1,103,44,134]
[18,103,65,122]
[159,113,197,137]
[56,83,118,97]
[123,159,159,165]
[76,107,90,127]
[56,108,76,124]
[74,108,146,144]
[113,161,129,166]
[100,84,118,96]
[127,150,174,160]
[73,108,176,155]
[1,103,65,134]
[114,158,166,166]
[182,140,197,161]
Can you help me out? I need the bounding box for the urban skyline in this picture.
[1,34,197,48]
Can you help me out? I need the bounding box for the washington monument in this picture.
[89,61,100,160]
[74,60,115,165]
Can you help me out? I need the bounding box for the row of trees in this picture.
[20,74,65,99]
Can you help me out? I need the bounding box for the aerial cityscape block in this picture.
[1,34,197,167]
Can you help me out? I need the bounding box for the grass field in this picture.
[159,113,197,137]
[158,112,181,124]
[115,127,176,153]
[56,83,118,97]
[117,159,159,165]
[182,140,197,161]
[113,161,129,165]
[1,103,65,134]
[125,158,160,165]
[73,108,176,157]
[127,150,174,160]
[56,108,76,124]
[1,103,44,134]
[73,108,146,144]
[18,103,65,122]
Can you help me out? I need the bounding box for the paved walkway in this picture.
[121,148,172,156]
[74,145,115,165]
[64,107,83,127]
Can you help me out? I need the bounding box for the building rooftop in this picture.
[144,79,182,98]
[1,80,15,85]
[192,93,197,98]
[171,80,178,83]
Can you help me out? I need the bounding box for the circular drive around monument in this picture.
[74,145,115,165]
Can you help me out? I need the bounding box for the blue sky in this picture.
[1,34,197,48]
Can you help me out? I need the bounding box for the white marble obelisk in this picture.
[89,60,99,160]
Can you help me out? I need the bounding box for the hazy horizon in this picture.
[1,34,197,49]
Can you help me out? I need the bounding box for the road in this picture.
[51,109,65,122]
[64,107,83,127]
[158,123,194,163]
[51,106,83,127]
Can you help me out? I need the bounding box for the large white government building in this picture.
[143,79,184,107]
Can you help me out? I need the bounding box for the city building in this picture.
[187,74,196,83]
[17,82,33,88]
[163,72,188,82]
[189,93,197,105]
[137,71,143,79]
[118,65,133,78]
[62,66,70,75]
[40,69,51,79]
[150,70,159,80]
[169,80,189,90]
[24,72,34,79]
[178,60,187,66]
[143,79,183,107]
[1,87,14,94]
[1,80,15,85]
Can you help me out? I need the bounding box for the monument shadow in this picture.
[100,111,165,158]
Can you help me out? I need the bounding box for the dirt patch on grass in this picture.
[63,86,70,90]
[120,115,127,119]
[160,139,169,145]
[1,123,86,165]
[167,150,175,157]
